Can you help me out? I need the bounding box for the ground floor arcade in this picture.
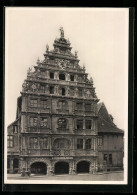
[7,156,98,175]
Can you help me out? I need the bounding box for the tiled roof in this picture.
[97,102,124,134]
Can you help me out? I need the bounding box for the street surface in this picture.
[7,171,123,181]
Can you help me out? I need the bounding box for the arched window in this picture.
[59,73,65,80]
[58,118,67,129]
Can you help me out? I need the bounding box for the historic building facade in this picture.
[7,28,124,175]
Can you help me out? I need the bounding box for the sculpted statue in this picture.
[59,27,64,38]
[89,77,93,84]
[46,44,49,52]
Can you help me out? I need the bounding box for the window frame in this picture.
[85,120,92,129]
[77,119,83,129]
[49,86,54,94]
[98,136,103,146]
[30,117,38,127]
[76,102,83,110]
[85,103,91,111]
[40,84,45,93]
[59,73,66,81]
[77,139,83,149]
[7,135,14,148]
[40,117,48,128]
[85,139,91,149]
[30,99,38,107]
[50,72,54,79]
[70,75,74,81]
[40,99,47,108]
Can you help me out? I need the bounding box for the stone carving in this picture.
[55,85,58,94]
[22,81,29,92]
[45,85,49,93]
[86,90,91,98]
[67,73,70,81]
[75,88,78,96]
[54,72,59,80]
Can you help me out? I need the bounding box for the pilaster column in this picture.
[67,73,70,81]
[83,117,85,130]
[83,139,86,150]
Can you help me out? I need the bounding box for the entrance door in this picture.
[30,162,47,174]
[77,161,90,173]
[13,158,19,173]
[55,162,69,175]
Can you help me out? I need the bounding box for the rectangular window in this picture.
[104,154,107,163]
[29,137,38,148]
[40,85,45,93]
[40,100,47,108]
[58,101,67,109]
[50,72,54,79]
[70,75,74,81]
[77,119,83,129]
[85,120,92,129]
[78,76,82,83]
[13,125,17,133]
[41,70,45,77]
[85,103,91,111]
[98,137,103,146]
[30,99,38,107]
[109,154,112,164]
[40,118,48,127]
[50,86,54,94]
[76,102,83,110]
[77,139,83,149]
[70,87,75,96]
[39,138,47,148]
[30,117,38,127]
[85,139,91,149]
[7,135,13,148]
[78,89,82,97]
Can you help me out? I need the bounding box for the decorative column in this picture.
[94,137,96,151]
[72,160,76,174]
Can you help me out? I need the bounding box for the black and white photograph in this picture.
[4,7,129,184]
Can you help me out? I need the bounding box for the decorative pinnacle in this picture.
[59,26,64,38]
[75,51,78,58]
[37,57,40,64]
[46,44,49,52]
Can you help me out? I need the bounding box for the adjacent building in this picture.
[7,28,124,175]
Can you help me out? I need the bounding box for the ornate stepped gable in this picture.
[22,27,97,100]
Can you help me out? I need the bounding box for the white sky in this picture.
[5,8,129,130]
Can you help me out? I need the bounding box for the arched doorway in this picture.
[13,158,19,173]
[77,161,90,174]
[55,162,69,175]
[30,162,47,175]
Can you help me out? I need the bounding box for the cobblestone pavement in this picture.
[7,171,124,181]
